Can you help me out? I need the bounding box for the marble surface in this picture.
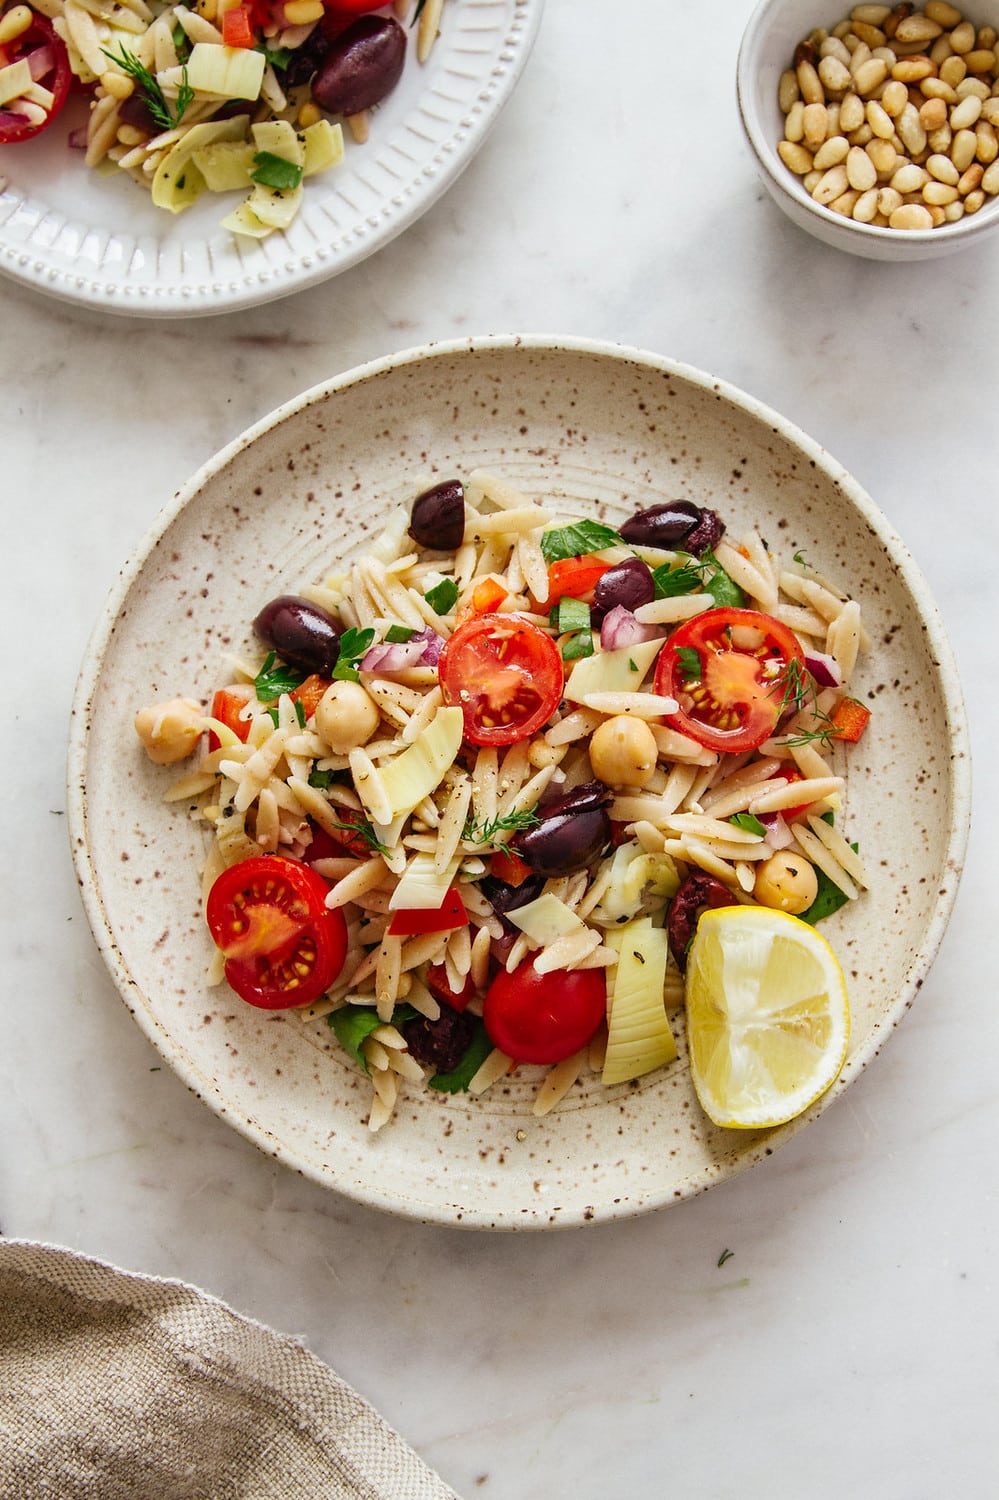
[2,1,996,1495]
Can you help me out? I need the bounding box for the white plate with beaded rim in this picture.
[0,0,542,317]
[67,335,971,1229]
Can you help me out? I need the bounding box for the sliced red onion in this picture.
[28,44,55,81]
[360,626,443,674]
[804,650,842,689]
[0,110,30,130]
[757,811,794,850]
[599,605,665,652]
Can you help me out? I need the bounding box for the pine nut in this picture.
[804,101,831,146]
[951,126,978,169]
[797,58,825,103]
[955,76,990,98]
[853,56,889,92]
[980,157,999,192]
[926,203,948,224]
[821,36,854,65]
[979,26,998,49]
[926,1,962,22]
[940,52,967,85]
[851,5,892,23]
[949,20,976,52]
[779,140,815,174]
[895,14,943,43]
[100,70,135,100]
[950,92,982,127]
[820,53,854,92]
[943,198,966,218]
[813,163,851,201]
[779,69,801,112]
[919,95,948,128]
[921,76,960,101]
[830,187,863,214]
[923,178,960,201]
[853,185,881,217]
[963,47,996,72]
[867,136,899,173]
[785,99,806,141]
[847,142,879,186]
[867,98,897,135]
[813,134,851,167]
[881,78,910,113]
[892,55,936,80]
[297,101,321,128]
[891,161,929,190]
[840,90,867,129]
[958,159,984,191]
[897,101,928,153]
[982,98,999,125]
[877,184,904,213]
[283,0,324,21]
[889,201,934,225]
[964,186,986,210]
[852,20,888,46]
[976,119,999,161]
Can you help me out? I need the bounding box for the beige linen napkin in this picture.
[0,1240,461,1500]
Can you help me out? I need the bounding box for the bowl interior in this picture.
[737,0,999,255]
[69,337,970,1229]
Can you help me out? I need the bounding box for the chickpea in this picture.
[314,680,380,753]
[753,850,819,915]
[134,698,203,765]
[588,714,659,788]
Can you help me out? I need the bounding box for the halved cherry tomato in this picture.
[387,887,469,937]
[0,10,71,144]
[425,962,476,1013]
[303,820,370,863]
[209,685,254,750]
[206,854,347,1009]
[653,607,805,755]
[438,613,563,747]
[483,957,606,1065]
[541,556,610,609]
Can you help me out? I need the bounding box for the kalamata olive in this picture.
[666,871,736,971]
[619,501,703,550]
[253,595,343,676]
[479,873,545,926]
[681,507,724,555]
[402,1004,476,1074]
[311,15,406,117]
[591,556,655,623]
[408,479,465,551]
[515,781,612,878]
[283,25,332,88]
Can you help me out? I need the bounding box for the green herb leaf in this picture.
[550,595,591,634]
[329,1003,417,1072]
[410,0,428,25]
[425,577,459,614]
[332,626,376,683]
[254,651,308,702]
[729,812,767,836]
[674,645,702,683]
[793,549,813,571]
[717,1248,735,1267]
[294,698,307,728]
[385,624,417,643]
[308,767,335,790]
[428,1019,494,1094]
[260,44,293,71]
[540,519,624,565]
[561,629,594,661]
[651,558,703,598]
[700,550,745,608]
[250,151,303,191]
[799,857,855,925]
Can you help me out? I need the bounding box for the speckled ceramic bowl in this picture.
[67,336,971,1230]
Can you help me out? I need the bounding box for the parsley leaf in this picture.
[332,626,376,683]
[550,595,591,634]
[385,624,417,643]
[729,812,767,836]
[674,645,702,683]
[561,629,594,661]
[651,558,704,598]
[540,519,624,565]
[254,651,307,702]
[425,577,459,614]
[329,1003,417,1073]
[250,151,303,192]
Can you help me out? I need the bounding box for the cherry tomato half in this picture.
[653,607,805,755]
[438,613,563,747]
[0,9,71,145]
[206,854,347,1009]
[483,958,606,1065]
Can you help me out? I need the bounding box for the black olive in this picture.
[253,595,343,676]
[408,479,465,551]
[666,871,736,971]
[514,781,612,878]
[311,15,406,118]
[402,1004,477,1074]
[479,872,545,921]
[619,501,702,549]
[591,556,655,623]
[681,507,725,555]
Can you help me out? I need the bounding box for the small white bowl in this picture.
[738,0,999,259]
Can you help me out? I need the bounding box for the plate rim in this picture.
[0,0,545,318]
[66,333,974,1228]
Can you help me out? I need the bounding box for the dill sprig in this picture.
[102,45,193,130]
[463,809,540,848]
[771,656,842,749]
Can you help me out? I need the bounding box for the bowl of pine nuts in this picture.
[737,1,999,257]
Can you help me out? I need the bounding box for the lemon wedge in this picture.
[685,906,850,1129]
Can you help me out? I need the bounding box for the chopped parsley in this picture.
[385,623,417,643]
[561,629,594,661]
[425,577,459,614]
[332,626,376,682]
[674,645,702,683]
[540,519,624,565]
[250,151,303,191]
[549,595,591,634]
[729,812,767,836]
[254,651,307,702]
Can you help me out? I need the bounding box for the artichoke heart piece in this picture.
[185,42,265,101]
[372,707,465,822]
[602,918,677,1086]
[563,636,664,706]
[152,116,249,213]
[192,140,256,193]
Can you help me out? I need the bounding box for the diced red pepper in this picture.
[290,674,331,720]
[831,697,871,744]
[387,887,469,937]
[209,686,255,750]
[488,848,533,887]
[222,5,256,46]
[542,556,611,609]
[425,962,476,1013]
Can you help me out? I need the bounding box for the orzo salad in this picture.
[0,0,445,238]
[135,467,872,1132]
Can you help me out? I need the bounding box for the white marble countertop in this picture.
[2,1,997,1495]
